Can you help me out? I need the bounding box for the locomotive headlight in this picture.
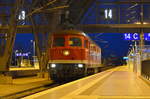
[78,64,83,68]
[51,64,56,68]
[63,50,70,56]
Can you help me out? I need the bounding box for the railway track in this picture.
[1,66,114,99]
[1,83,60,99]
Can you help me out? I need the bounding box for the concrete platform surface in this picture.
[0,76,52,97]
[23,66,150,99]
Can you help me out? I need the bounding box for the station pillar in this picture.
[94,67,99,73]
[0,59,13,84]
[138,0,144,76]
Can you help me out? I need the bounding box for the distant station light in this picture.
[104,9,112,19]
[123,57,128,60]
[134,22,149,24]
[16,53,29,57]
[18,10,26,20]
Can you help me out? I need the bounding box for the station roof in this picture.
[0,0,150,33]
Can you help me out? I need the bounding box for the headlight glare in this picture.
[78,64,83,68]
[51,64,56,68]
[63,50,70,56]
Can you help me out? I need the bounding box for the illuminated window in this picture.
[18,10,26,20]
[69,37,82,47]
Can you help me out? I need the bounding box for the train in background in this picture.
[48,29,102,81]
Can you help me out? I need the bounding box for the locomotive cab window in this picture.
[53,37,65,47]
[69,37,82,47]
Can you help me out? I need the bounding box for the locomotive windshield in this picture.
[69,37,82,47]
[53,37,65,47]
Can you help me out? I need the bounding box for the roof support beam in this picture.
[0,0,20,72]
[95,0,150,5]
[1,24,150,33]
[77,24,150,33]
[0,3,13,6]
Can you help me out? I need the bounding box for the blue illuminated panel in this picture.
[123,57,128,60]
[16,53,29,57]
[144,33,150,41]
[124,33,140,40]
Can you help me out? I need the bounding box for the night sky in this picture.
[14,0,150,59]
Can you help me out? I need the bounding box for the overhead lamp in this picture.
[134,22,149,24]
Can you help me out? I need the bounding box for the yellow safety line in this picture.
[69,95,150,99]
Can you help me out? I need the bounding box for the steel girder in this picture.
[29,0,69,74]
[0,0,20,71]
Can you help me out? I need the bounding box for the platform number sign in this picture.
[104,9,112,19]
[124,33,140,40]
[124,33,150,41]
[18,10,26,20]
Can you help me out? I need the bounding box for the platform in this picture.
[9,67,38,71]
[0,76,52,98]
[9,67,39,78]
[23,66,150,99]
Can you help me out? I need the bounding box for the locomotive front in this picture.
[48,30,89,81]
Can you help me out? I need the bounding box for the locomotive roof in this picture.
[52,29,101,49]
[53,29,86,36]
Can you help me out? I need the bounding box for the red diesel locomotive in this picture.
[48,29,102,81]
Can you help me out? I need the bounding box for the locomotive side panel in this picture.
[87,42,102,68]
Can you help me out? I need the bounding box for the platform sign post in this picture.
[139,2,144,76]
[124,33,141,75]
